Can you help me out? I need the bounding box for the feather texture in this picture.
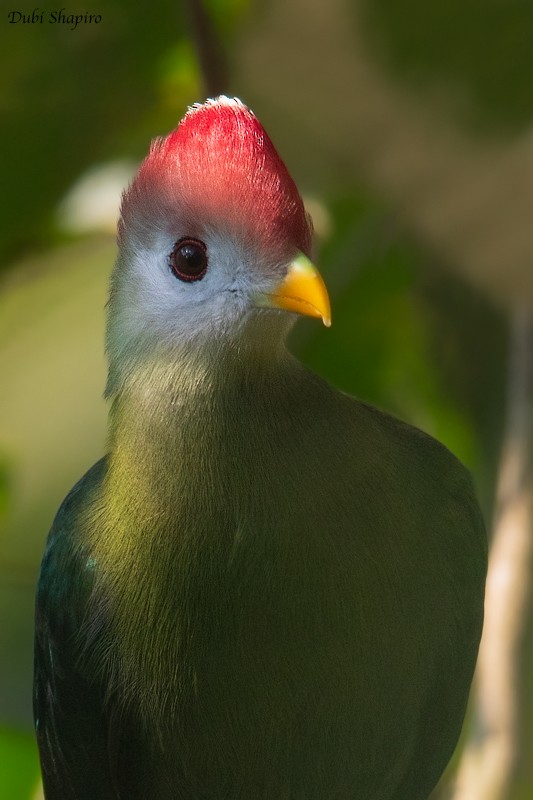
[120,96,312,263]
[34,98,487,799]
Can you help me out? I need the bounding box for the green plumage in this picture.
[34,97,486,799]
[35,343,486,799]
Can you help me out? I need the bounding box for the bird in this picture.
[34,96,487,800]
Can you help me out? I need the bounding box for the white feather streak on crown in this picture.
[184,96,253,118]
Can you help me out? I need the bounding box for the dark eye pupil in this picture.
[179,244,203,270]
[170,238,208,282]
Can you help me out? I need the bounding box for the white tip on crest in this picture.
[184,96,252,118]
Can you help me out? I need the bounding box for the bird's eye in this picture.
[169,238,208,282]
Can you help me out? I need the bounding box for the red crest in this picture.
[121,98,312,260]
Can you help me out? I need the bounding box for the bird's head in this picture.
[106,96,330,395]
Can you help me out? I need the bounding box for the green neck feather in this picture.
[86,326,304,728]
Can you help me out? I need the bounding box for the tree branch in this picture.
[452,306,533,800]
[184,0,229,98]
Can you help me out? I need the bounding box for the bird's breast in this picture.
[87,377,483,798]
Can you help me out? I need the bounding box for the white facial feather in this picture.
[105,97,312,395]
[106,220,292,397]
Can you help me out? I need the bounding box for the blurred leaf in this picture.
[0,0,254,264]
[0,1,196,263]
[0,726,40,799]
[206,0,251,37]
[359,0,533,134]
[418,267,507,509]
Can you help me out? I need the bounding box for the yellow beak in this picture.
[256,253,331,327]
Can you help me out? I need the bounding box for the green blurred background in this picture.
[1,1,532,797]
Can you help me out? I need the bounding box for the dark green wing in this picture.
[33,458,119,800]
[393,468,487,799]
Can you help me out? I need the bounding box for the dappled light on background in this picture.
[31,781,43,800]
[57,161,136,235]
